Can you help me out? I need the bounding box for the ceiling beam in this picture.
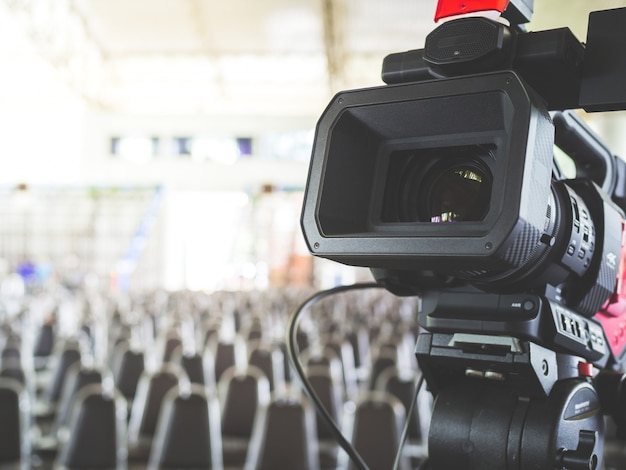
[320,0,345,92]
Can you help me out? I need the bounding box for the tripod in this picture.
[415,330,615,470]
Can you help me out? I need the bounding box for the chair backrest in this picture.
[219,366,270,439]
[347,391,409,470]
[305,365,344,441]
[113,344,145,402]
[148,384,222,469]
[157,333,182,364]
[56,384,127,469]
[128,364,183,447]
[0,359,26,387]
[345,327,371,372]
[0,378,28,467]
[304,350,344,399]
[54,364,104,432]
[368,351,397,391]
[33,322,55,360]
[171,347,205,385]
[248,343,284,392]
[245,391,319,470]
[43,341,82,406]
[205,339,246,384]
[375,367,423,441]
[321,335,359,399]
[1,344,21,362]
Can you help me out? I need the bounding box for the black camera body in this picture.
[301,3,626,469]
[301,9,626,365]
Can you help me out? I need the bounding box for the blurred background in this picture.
[0,0,625,294]
[1,2,626,470]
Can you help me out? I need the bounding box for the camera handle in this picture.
[553,111,618,198]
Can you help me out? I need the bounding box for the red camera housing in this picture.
[597,222,626,362]
[435,0,511,21]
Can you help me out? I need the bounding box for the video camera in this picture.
[300,0,626,468]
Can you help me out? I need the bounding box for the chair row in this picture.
[0,360,428,469]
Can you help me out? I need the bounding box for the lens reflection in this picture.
[425,163,491,223]
[381,145,494,223]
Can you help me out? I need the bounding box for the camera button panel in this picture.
[550,302,606,362]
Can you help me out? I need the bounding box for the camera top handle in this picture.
[553,111,626,214]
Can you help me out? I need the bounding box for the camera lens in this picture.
[381,145,494,223]
[420,159,492,223]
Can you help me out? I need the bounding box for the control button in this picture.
[540,233,555,246]
[567,244,576,256]
[578,249,586,259]
[578,362,594,377]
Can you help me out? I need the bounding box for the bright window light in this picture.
[117,136,156,162]
[191,137,240,165]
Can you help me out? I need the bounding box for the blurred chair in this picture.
[127,363,184,464]
[0,358,26,387]
[304,349,345,399]
[1,336,21,363]
[248,342,285,392]
[0,378,30,469]
[245,390,319,470]
[345,327,371,378]
[148,384,222,469]
[155,331,182,364]
[242,316,265,343]
[375,367,424,443]
[53,364,105,434]
[373,330,418,373]
[201,320,221,350]
[33,321,55,370]
[306,365,344,470]
[204,339,246,385]
[38,339,82,417]
[343,391,410,470]
[218,365,270,468]
[277,341,294,384]
[112,341,145,406]
[367,350,397,391]
[171,346,205,385]
[35,363,105,459]
[55,383,127,470]
[296,330,310,353]
[321,334,359,399]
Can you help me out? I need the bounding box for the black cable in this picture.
[392,372,425,470]
[285,282,381,470]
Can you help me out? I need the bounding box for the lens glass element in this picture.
[380,145,494,223]
[423,161,491,222]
